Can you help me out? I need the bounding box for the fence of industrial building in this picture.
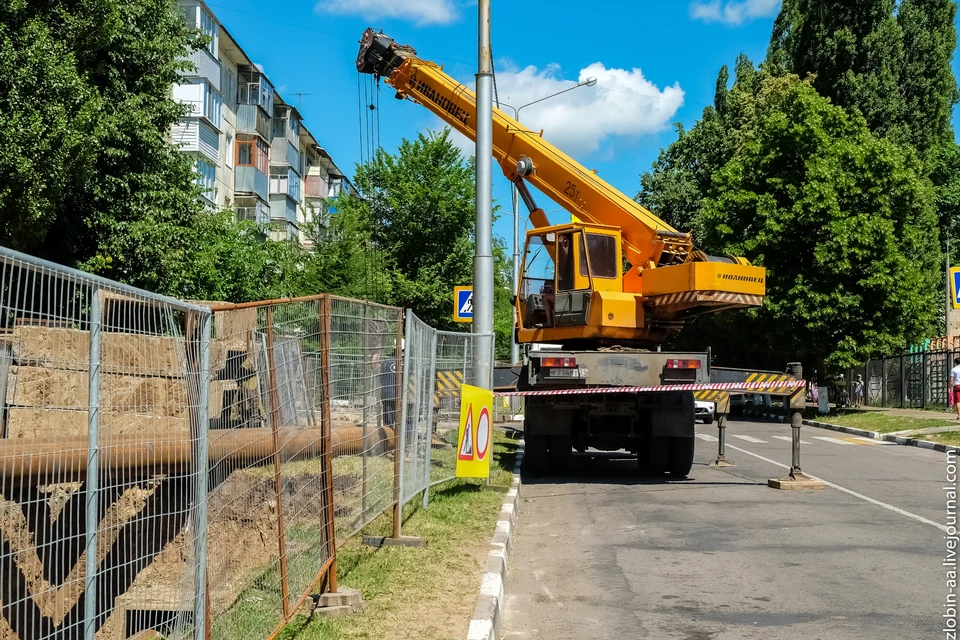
[847,346,960,410]
[0,246,494,640]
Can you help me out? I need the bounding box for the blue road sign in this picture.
[454,287,473,322]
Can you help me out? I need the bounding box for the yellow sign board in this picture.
[455,384,493,478]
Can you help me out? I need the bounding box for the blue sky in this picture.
[206,0,960,250]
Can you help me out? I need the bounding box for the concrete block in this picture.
[768,472,825,490]
[6,407,190,439]
[7,366,189,417]
[10,326,189,376]
[315,587,363,608]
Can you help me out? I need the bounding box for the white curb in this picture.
[466,437,523,640]
[802,419,960,454]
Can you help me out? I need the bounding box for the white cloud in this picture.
[487,62,684,158]
[316,0,458,26]
[690,0,780,25]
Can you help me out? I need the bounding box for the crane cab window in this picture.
[579,233,618,279]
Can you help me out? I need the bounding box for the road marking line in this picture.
[850,436,895,445]
[772,435,811,444]
[731,435,767,443]
[696,433,719,442]
[813,436,855,446]
[723,443,948,533]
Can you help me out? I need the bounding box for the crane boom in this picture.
[357,29,689,274]
[357,29,765,347]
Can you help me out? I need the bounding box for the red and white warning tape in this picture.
[494,379,806,397]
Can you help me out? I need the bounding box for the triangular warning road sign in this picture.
[459,406,474,460]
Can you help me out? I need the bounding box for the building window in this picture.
[199,7,218,55]
[236,137,269,173]
[225,133,234,168]
[222,67,238,109]
[196,159,216,199]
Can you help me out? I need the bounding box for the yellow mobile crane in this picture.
[357,30,766,475]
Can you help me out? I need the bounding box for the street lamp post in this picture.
[499,77,597,366]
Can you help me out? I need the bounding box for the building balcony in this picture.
[270,167,301,202]
[184,48,221,92]
[303,174,329,199]
[172,117,219,165]
[237,104,270,140]
[270,194,298,226]
[235,165,269,201]
[235,197,270,226]
[270,139,300,171]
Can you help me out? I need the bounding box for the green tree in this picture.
[691,75,939,372]
[0,0,208,294]
[765,0,906,140]
[898,0,959,152]
[332,129,514,359]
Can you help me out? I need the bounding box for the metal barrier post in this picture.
[423,329,438,509]
[319,295,338,592]
[393,309,413,539]
[265,306,292,615]
[84,285,101,640]
[193,311,212,640]
[882,357,887,407]
[768,400,824,490]
[361,303,369,519]
[708,416,733,467]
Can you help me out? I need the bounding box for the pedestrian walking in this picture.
[951,357,960,420]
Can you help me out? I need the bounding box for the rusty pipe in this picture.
[0,426,395,481]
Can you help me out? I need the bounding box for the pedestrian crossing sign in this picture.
[953,267,960,309]
[454,286,473,323]
[456,384,493,478]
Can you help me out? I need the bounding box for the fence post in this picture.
[361,303,369,520]
[922,351,928,410]
[193,310,212,640]
[423,329,438,509]
[882,357,887,408]
[264,306,292,615]
[900,354,906,409]
[394,309,412,539]
[319,295,338,592]
[84,285,101,640]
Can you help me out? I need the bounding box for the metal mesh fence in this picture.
[398,312,436,506]
[326,297,401,543]
[205,298,331,639]
[0,247,209,640]
[0,246,497,640]
[883,356,902,408]
[853,350,960,411]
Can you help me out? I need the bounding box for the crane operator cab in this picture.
[518,222,623,336]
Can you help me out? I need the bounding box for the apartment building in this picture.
[174,0,355,244]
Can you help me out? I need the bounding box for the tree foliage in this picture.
[326,130,515,360]
[0,0,209,294]
[640,70,941,373]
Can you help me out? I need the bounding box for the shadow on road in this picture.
[520,451,764,487]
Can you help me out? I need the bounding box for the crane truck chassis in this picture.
[519,349,708,475]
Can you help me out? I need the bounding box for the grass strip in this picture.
[216,429,519,640]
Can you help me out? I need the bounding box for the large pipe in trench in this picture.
[0,425,395,481]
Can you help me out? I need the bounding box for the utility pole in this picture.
[511,185,520,366]
[474,0,494,386]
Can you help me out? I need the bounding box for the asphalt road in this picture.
[501,418,953,640]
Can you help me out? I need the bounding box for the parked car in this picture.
[695,399,716,425]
